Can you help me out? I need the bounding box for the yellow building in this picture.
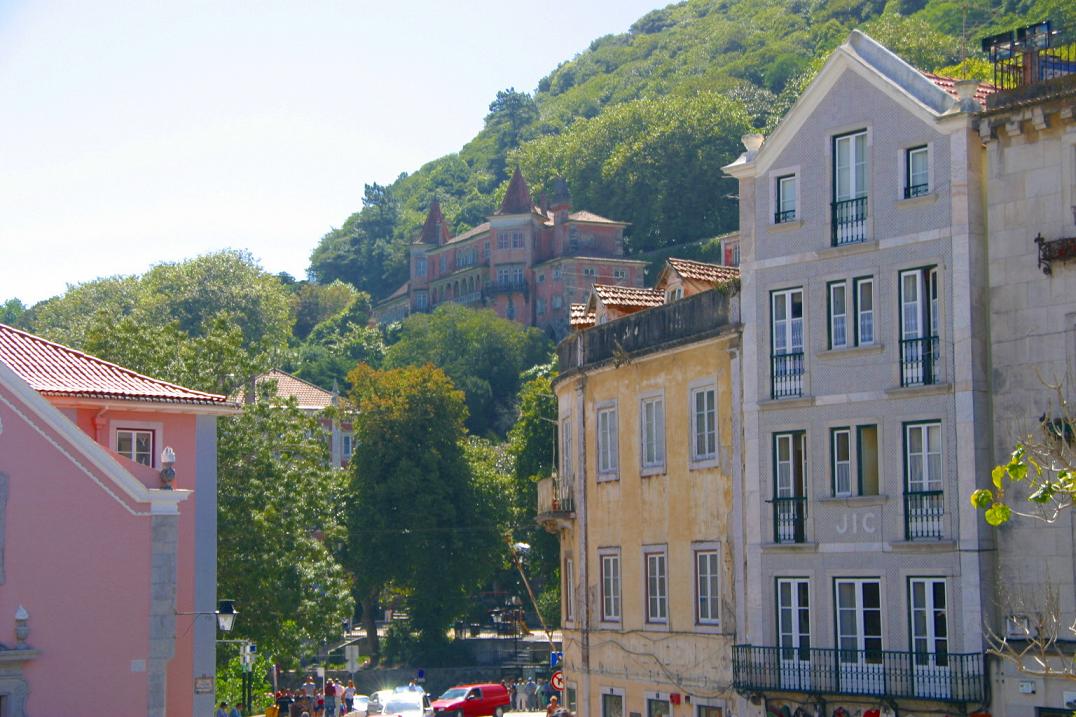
[540,280,742,717]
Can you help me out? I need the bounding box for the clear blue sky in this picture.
[0,0,663,305]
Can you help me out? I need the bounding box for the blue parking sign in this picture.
[550,651,563,668]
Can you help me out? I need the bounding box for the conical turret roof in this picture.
[417,198,451,245]
[497,168,534,215]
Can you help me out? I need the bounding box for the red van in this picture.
[431,683,510,717]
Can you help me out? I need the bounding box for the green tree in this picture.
[344,364,503,659]
[0,298,27,327]
[384,304,552,436]
[291,280,362,340]
[217,388,353,665]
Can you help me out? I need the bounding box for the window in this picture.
[512,265,524,284]
[905,145,929,198]
[645,548,668,623]
[415,256,427,277]
[776,174,797,223]
[723,238,740,267]
[900,267,940,385]
[858,425,880,495]
[773,432,807,543]
[583,267,596,278]
[552,295,563,309]
[600,550,621,621]
[830,425,880,497]
[832,130,868,245]
[553,267,562,280]
[602,693,624,717]
[648,699,671,717]
[640,396,666,471]
[116,428,154,466]
[690,385,717,463]
[560,418,572,480]
[536,298,545,316]
[771,288,804,398]
[498,232,509,249]
[512,231,524,248]
[835,578,883,662]
[828,281,848,349]
[537,273,545,283]
[414,290,428,310]
[597,404,619,477]
[497,267,511,286]
[777,578,811,666]
[438,255,446,273]
[565,685,577,711]
[568,227,580,253]
[483,241,490,259]
[909,578,948,662]
[698,707,724,717]
[832,428,852,496]
[666,286,684,302]
[614,269,626,280]
[854,277,874,346]
[342,433,353,462]
[564,558,575,623]
[905,422,942,493]
[695,548,720,624]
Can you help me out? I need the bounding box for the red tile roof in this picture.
[497,168,535,215]
[569,303,596,329]
[568,210,626,225]
[666,258,740,285]
[0,323,229,405]
[445,222,491,245]
[235,369,336,410]
[416,198,451,245]
[592,284,665,309]
[922,72,996,104]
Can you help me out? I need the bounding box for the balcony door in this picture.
[835,579,884,694]
[774,432,806,543]
[910,578,951,699]
[777,578,812,690]
[771,289,804,398]
[899,268,939,385]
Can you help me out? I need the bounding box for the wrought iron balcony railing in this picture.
[983,21,1076,94]
[904,183,930,199]
[904,490,944,540]
[771,496,807,544]
[483,278,528,297]
[831,196,868,246]
[733,645,986,703]
[900,336,940,387]
[536,474,575,518]
[775,209,797,224]
[771,352,805,399]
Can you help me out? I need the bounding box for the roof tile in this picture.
[666,258,740,284]
[592,284,665,309]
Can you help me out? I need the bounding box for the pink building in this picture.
[374,170,649,338]
[0,323,235,716]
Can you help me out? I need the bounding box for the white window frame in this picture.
[834,130,868,202]
[640,394,666,474]
[415,256,427,277]
[905,145,930,198]
[771,288,804,356]
[777,174,797,222]
[644,546,668,624]
[777,577,811,657]
[909,577,948,659]
[553,267,562,281]
[828,281,848,349]
[834,578,883,658]
[342,432,353,462]
[497,232,509,249]
[583,267,596,278]
[832,427,852,496]
[599,548,621,623]
[613,268,626,280]
[854,276,875,346]
[694,543,721,626]
[600,688,625,717]
[596,402,619,479]
[905,422,943,493]
[560,417,573,481]
[665,286,684,302]
[690,382,718,465]
[564,557,575,624]
[110,420,164,468]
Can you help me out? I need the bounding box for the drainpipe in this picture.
[576,371,591,715]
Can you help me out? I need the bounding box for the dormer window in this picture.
[665,286,684,302]
[904,145,929,198]
[775,175,797,223]
[116,428,155,466]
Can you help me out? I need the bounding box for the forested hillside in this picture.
[309,0,1075,301]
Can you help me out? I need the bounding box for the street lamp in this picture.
[216,600,237,632]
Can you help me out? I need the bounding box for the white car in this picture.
[350,694,369,716]
[368,690,432,717]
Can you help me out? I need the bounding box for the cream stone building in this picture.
[541,268,742,717]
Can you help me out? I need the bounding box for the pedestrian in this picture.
[515,678,526,711]
[546,695,560,716]
[525,676,538,710]
[508,680,517,710]
[230,703,243,717]
[324,678,337,717]
[344,680,356,713]
[215,702,229,717]
[303,675,318,698]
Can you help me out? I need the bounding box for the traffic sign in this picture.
[550,651,563,668]
[550,670,564,691]
[345,644,361,673]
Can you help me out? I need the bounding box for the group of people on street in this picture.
[266,675,357,717]
[504,675,571,714]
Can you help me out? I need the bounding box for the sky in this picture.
[0,0,663,306]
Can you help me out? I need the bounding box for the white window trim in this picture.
[559,415,573,482]
[689,379,719,468]
[694,699,728,717]
[564,557,575,625]
[767,164,801,226]
[832,427,853,497]
[643,544,669,626]
[854,276,875,347]
[828,280,849,349]
[639,391,666,476]
[897,141,934,201]
[596,401,619,481]
[110,419,164,468]
[598,548,622,624]
[693,540,722,628]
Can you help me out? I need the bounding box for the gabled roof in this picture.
[569,303,596,329]
[235,369,337,411]
[588,284,665,311]
[445,222,491,245]
[0,323,230,406]
[497,168,535,215]
[568,210,627,226]
[662,258,740,286]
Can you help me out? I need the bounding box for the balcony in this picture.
[483,278,528,298]
[774,209,797,224]
[984,21,1076,97]
[904,490,944,540]
[904,183,930,199]
[771,352,805,399]
[733,645,986,704]
[557,288,734,371]
[771,496,807,544]
[536,474,574,532]
[900,336,940,387]
[831,197,868,246]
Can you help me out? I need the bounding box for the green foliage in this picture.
[536,572,561,630]
[215,653,275,713]
[291,280,362,340]
[972,442,1075,526]
[217,392,354,664]
[344,365,506,653]
[384,304,552,437]
[0,298,28,327]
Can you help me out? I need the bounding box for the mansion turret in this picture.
[373,170,648,338]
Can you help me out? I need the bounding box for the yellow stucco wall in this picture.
[554,329,740,717]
